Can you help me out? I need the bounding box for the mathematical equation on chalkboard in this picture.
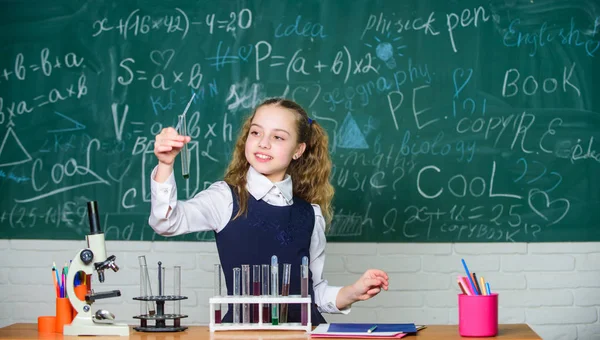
[0,2,599,242]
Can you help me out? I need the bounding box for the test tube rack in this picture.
[209,295,311,332]
[132,295,189,332]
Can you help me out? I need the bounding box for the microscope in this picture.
[63,201,130,336]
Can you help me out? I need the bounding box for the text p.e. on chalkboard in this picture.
[0,0,598,242]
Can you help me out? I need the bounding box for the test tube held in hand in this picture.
[178,114,190,179]
[233,267,241,324]
[175,93,195,179]
[301,256,309,325]
[214,264,222,324]
[138,256,156,316]
[271,255,279,325]
[280,263,291,323]
[252,265,260,323]
[242,265,250,323]
[261,264,270,323]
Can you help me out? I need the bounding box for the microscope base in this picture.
[64,317,130,336]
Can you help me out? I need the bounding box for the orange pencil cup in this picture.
[55,297,73,333]
[37,316,56,333]
[458,293,498,337]
[72,285,88,317]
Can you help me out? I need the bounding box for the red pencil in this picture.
[52,268,59,298]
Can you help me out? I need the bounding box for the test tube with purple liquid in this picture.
[280,263,291,323]
[261,264,270,323]
[252,265,260,323]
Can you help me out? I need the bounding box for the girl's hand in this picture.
[350,269,389,301]
[154,127,191,166]
[336,269,389,310]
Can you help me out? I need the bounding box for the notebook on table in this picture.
[311,323,418,338]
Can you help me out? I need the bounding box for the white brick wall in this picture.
[0,240,599,340]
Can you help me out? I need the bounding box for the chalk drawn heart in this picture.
[107,159,132,182]
[238,45,253,61]
[528,189,570,226]
[452,68,473,98]
[150,49,175,70]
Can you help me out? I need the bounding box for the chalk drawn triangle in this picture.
[337,112,369,149]
[0,127,32,168]
[47,111,86,133]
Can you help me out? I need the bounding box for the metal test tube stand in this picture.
[133,261,188,332]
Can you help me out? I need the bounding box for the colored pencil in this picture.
[472,272,482,295]
[479,276,487,295]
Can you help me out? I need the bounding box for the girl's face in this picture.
[245,104,306,182]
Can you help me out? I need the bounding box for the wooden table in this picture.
[0,324,541,340]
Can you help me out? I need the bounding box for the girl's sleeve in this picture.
[148,166,233,236]
[309,204,351,314]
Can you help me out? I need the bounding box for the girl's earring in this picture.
[293,155,298,160]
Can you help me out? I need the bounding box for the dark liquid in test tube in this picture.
[253,281,260,322]
[280,263,291,323]
[261,264,270,323]
[280,283,290,322]
[214,309,221,324]
[301,285,308,325]
[263,305,270,323]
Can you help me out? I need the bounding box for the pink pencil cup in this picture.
[458,293,498,337]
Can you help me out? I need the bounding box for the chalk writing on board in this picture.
[0,1,598,242]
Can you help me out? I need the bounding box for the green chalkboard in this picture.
[0,0,599,242]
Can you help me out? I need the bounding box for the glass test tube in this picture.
[214,264,222,324]
[138,256,155,315]
[301,256,309,325]
[280,263,291,323]
[233,267,241,324]
[178,114,190,179]
[242,265,250,323]
[139,264,148,315]
[173,266,181,315]
[261,264,270,323]
[156,262,165,320]
[252,265,260,323]
[271,255,279,325]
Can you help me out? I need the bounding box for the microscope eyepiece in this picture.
[87,201,102,235]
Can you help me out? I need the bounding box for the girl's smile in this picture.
[254,152,273,162]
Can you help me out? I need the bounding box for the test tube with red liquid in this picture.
[261,264,270,323]
[280,263,291,323]
[252,265,260,323]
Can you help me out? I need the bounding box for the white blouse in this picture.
[149,166,349,314]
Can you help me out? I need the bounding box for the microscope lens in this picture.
[87,201,102,234]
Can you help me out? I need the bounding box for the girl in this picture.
[149,98,389,324]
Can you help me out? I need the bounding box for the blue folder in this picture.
[328,323,417,333]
